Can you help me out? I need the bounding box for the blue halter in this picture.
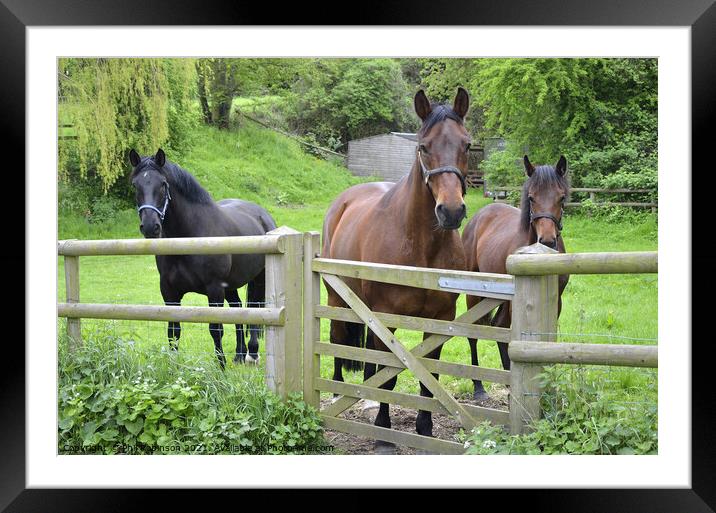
[137,183,171,221]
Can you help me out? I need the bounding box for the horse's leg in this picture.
[493,303,511,371]
[207,285,227,369]
[361,331,380,411]
[329,320,347,384]
[372,327,398,454]
[416,334,441,438]
[466,294,491,402]
[161,281,183,351]
[225,288,247,364]
[245,272,265,364]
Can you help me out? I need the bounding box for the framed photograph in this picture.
[6,0,712,510]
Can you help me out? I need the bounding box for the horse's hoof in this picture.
[245,354,260,365]
[473,390,490,403]
[374,441,397,455]
[234,355,245,364]
[330,394,342,404]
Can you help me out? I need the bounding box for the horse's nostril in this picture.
[539,238,557,249]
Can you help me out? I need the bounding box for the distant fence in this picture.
[486,185,657,210]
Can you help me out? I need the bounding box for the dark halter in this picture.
[530,207,564,231]
[137,182,171,221]
[418,151,467,197]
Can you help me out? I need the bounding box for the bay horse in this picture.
[462,155,570,401]
[322,88,472,452]
[129,149,277,368]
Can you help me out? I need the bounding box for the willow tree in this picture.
[58,58,197,193]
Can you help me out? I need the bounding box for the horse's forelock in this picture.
[418,104,463,137]
[520,165,570,230]
[131,156,164,179]
[131,157,213,205]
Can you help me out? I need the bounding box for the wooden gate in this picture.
[302,232,520,454]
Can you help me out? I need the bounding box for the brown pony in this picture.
[322,88,472,451]
[462,155,570,401]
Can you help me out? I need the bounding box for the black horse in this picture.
[129,148,277,368]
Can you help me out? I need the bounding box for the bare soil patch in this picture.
[321,386,509,455]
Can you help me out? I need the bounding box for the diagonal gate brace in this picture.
[322,292,503,419]
[321,273,483,431]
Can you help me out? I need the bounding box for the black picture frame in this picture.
[4,0,713,510]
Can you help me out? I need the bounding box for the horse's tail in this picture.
[342,321,365,372]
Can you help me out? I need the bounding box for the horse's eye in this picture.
[560,196,566,203]
[465,142,472,153]
[419,144,429,154]
[528,196,534,202]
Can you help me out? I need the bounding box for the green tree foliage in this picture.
[195,58,303,129]
[58,58,199,193]
[422,58,657,188]
[284,58,416,148]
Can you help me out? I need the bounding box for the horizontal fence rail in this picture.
[509,341,658,368]
[506,251,657,276]
[58,228,303,400]
[58,303,285,326]
[314,304,511,342]
[58,235,284,256]
[312,258,515,299]
[491,186,653,194]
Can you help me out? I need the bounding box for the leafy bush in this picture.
[461,365,657,455]
[87,195,131,224]
[58,333,327,455]
[482,144,525,189]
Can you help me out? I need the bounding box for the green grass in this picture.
[58,123,657,439]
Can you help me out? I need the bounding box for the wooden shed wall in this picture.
[346,134,417,182]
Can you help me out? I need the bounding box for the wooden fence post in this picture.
[302,231,322,409]
[508,243,559,435]
[264,226,303,400]
[64,255,82,350]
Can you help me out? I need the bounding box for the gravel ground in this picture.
[321,386,509,455]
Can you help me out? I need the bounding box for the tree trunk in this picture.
[196,61,212,125]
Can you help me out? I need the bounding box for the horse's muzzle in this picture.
[140,221,162,238]
[435,203,467,230]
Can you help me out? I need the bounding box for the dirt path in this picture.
[321,386,509,455]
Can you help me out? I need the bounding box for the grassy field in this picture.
[58,122,658,409]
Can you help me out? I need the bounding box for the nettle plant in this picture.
[58,333,326,455]
[461,365,657,455]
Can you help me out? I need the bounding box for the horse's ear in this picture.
[556,155,567,176]
[524,155,535,177]
[453,87,469,119]
[414,90,432,121]
[154,148,166,168]
[129,149,141,167]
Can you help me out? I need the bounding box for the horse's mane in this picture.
[520,165,571,231]
[418,103,463,137]
[131,157,214,205]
